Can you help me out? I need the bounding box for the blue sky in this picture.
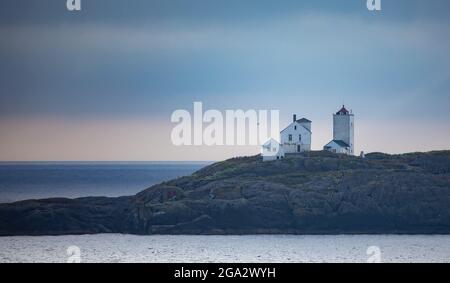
[0,0,450,160]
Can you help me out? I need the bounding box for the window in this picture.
[294,126,297,130]
[299,134,302,141]
[288,134,292,141]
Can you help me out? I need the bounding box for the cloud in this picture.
[2,10,450,54]
[1,11,449,118]
[1,1,450,159]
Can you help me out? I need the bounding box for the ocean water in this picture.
[1,162,449,263]
[0,162,209,203]
[0,234,449,263]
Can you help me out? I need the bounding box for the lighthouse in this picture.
[324,105,354,155]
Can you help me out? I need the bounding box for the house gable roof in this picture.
[263,138,280,146]
[325,140,350,148]
[296,118,311,123]
[280,118,312,133]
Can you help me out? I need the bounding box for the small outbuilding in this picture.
[323,140,351,154]
[261,138,285,161]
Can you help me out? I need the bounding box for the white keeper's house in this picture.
[261,114,312,161]
[280,115,312,153]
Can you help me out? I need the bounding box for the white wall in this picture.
[280,122,311,153]
[324,141,349,154]
[262,139,285,161]
[333,114,354,155]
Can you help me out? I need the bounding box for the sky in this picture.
[0,0,450,161]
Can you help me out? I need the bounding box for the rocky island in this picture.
[1,150,450,236]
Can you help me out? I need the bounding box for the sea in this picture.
[0,234,449,263]
[0,162,449,263]
[0,161,208,203]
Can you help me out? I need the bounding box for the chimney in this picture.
[293,114,297,122]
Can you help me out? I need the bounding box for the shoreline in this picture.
[1,151,450,236]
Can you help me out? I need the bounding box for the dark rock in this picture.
[1,150,450,235]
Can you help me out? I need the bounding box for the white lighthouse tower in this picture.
[324,105,354,155]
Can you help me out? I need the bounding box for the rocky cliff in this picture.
[1,150,450,235]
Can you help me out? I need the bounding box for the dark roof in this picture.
[263,138,280,146]
[331,140,350,147]
[280,123,311,133]
[336,105,349,115]
[296,118,312,123]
